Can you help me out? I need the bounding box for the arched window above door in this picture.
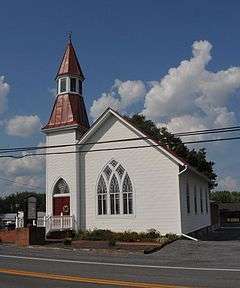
[53,178,70,194]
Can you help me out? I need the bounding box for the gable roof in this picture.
[78,108,209,182]
[78,108,185,166]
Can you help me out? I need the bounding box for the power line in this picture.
[176,127,240,137]
[0,134,240,159]
[183,135,240,144]
[0,176,44,190]
[1,124,240,154]
[0,124,240,159]
[0,136,149,155]
[173,126,240,136]
[0,124,240,155]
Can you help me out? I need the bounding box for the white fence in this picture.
[15,217,24,228]
[16,214,74,233]
[45,214,75,234]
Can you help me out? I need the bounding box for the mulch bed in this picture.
[71,240,168,253]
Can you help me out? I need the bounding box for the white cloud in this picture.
[91,40,240,135]
[0,142,45,195]
[0,155,44,176]
[5,115,41,137]
[142,40,240,134]
[12,175,44,191]
[218,176,239,191]
[90,79,146,120]
[0,76,10,113]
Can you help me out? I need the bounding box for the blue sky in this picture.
[1,0,240,194]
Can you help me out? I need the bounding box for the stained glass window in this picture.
[97,176,107,215]
[103,165,112,180]
[110,159,118,167]
[97,160,134,216]
[122,174,133,214]
[116,164,125,179]
[109,175,120,214]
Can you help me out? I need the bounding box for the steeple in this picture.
[56,33,85,81]
[42,36,89,132]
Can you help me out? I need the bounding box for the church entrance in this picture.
[53,196,70,216]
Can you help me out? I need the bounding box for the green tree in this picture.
[0,191,46,213]
[125,114,217,189]
[210,191,240,203]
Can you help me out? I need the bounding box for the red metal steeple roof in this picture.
[42,37,89,132]
[56,37,85,80]
[42,93,89,131]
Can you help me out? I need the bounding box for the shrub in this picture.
[63,238,72,245]
[73,229,174,243]
[145,229,161,240]
[165,233,178,241]
[108,237,116,247]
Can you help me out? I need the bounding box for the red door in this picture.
[53,197,70,216]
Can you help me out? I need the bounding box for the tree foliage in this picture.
[125,114,217,189]
[0,191,46,214]
[210,191,240,203]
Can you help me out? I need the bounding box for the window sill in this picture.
[95,214,136,219]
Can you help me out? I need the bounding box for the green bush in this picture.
[108,237,116,247]
[63,238,72,245]
[165,233,178,241]
[73,229,168,243]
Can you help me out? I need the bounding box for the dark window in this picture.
[109,175,120,215]
[122,173,133,214]
[54,178,69,194]
[70,78,76,92]
[78,80,82,94]
[60,78,67,93]
[205,189,208,214]
[194,185,198,214]
[200,188,203,214]
[97,176,107,215]
[186,181,190,214]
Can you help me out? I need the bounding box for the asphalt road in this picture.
[1,230,240,287]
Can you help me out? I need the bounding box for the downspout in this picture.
[178,164,188,176]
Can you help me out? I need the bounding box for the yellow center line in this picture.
[0,268,192,288]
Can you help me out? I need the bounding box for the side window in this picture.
[194,185,198,214]
[70,78,76,92]
[60,78,67,93]
[205,188,209,214]
[186,180,190,214]
[200,187,203,214]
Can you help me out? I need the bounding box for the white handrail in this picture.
[45,215,74,233]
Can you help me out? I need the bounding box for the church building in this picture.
[42,38,211,236]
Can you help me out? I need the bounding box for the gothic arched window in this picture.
[97,175,107,215]
[96,160,134,215]
[122,173,133,214]
[54,178,69,194]
[109,174,120,215]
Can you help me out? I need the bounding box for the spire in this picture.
[42,36,89,133]
[56,35,85,80]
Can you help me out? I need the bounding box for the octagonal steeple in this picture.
[42,36,89,132]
